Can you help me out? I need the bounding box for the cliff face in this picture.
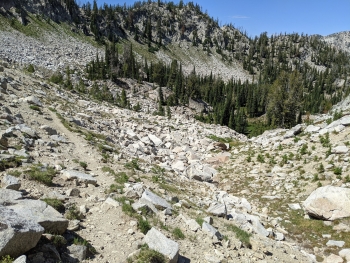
[0,0,78,23]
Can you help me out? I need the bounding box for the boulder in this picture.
[1,175,21,190]
[23,96,42,107]
[0,189,23,204]
[61,170,97,186]
[13,255,27,263]
[0,206,44,258]
[202,222,223,240]
[304,125,321,133]
[148,134,162,146]
[140,189,172,210]
[40,125,58,135]
[67,244,87,262]
[143,228,179,263]
[339,249,350,262]
[324,254,344,263]
[332,145,349,154]
[171,160,186,172]
[326,240,345,248]
[7,199,68,234]
[186,219,201,232]
[303,186,350,220]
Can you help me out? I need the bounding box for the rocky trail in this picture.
[1,52,350,263]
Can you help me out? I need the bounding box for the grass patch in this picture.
[172,227,185,240]
[195,217,204,226]
[42,198,65,213]
[226,224,252,248]
[128,244,165,263]
[52,235,67,247]
[27,164,56,186]
[73,237,97,255]
[65,204,80,220]
[7,170,22,177]
[138,218,152,234]
[124,158,141,171]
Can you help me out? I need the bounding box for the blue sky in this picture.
[79,0,350,37]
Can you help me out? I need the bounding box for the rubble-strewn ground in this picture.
[1,57,350,263]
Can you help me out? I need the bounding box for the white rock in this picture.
[143,228,179,263]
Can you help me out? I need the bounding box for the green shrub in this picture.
[138,218,151,234]
[27,64,35,73]
[299,144,308,155]
[52,235,67,247]
[226,224,252,248]
[129,244,165,263]
[79,161,88,170]
[172,227,185,239]
[50,72,63,84]
[7,170,21,177]
[30,105,41,112]
[28,165,56,186]
[115,172,129,184]
[334,167,342,175]
[73,237,97,255]
[257,154,265,163]
[42,198,65,212]
[65,204,80,220]
[0,255,13,263]
[124,159,141,171]
[320,133,330,147]
[317,163,325,173]
[195,217,204,226]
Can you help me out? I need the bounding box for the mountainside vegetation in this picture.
[1,0,350,136]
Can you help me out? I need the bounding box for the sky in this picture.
[78,0,350,37]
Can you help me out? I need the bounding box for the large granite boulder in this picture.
[0,206,44,258]
[303,186,350,220]
[143,228,179,263]
[7,199,68,234]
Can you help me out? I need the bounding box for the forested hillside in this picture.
[1,0,350,136]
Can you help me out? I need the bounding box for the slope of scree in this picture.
[0,61,330,263]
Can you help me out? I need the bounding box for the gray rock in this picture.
[326,240,345,247]
[61,170,97,186]
[0,206,44,258]
[140,189,172,210]
[148,134,163,146]
[303,185,350,220]
[186,219,201,232]
[16,124,37,138]
[202,222,223,240]
[50,135,67,143]
[339,248,350,261]
[23,96,42,107]
[2,175,21,190]
[13,255,27,263]
[7,199,68,234]
[203,216,213,225]
[143,228,179,263]
[207,203,226,217]
[0,189,23,205]
[67,244,87,262]
[288,203,301,210]
[274,232,285,241]
[40,125,57,135]
[304,125,321,133]
[171,160,186,172]
[332,145,349,154]
[66,188,80,197]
